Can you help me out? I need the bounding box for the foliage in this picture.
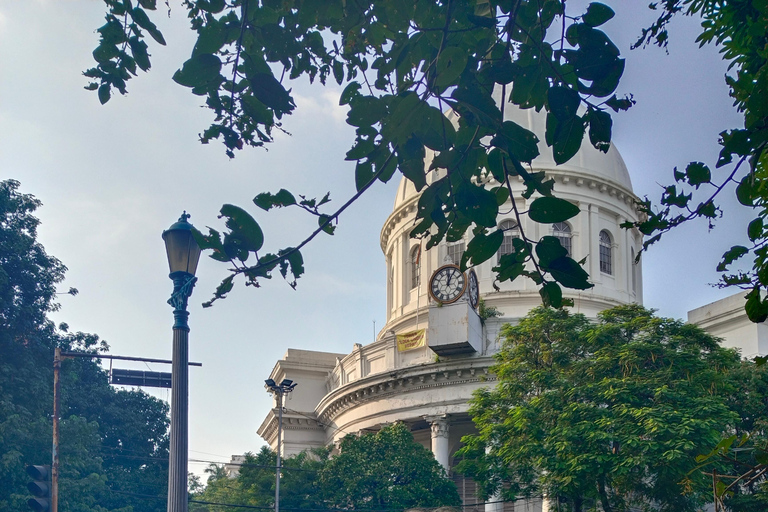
[458,305,745,512]
[622,1,768,323]
[89,0,634,308]
[192,423,459,511]
[691,361,768,510]
[320,423,460,510]
[0,180,169,512]
[478,297,502,322]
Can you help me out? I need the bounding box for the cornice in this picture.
[258,409,325,444]
[316,357,497,426]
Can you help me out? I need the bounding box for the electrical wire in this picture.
[108,486,516,512]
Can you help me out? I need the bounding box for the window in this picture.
[447,241,465,266]
[410,246,421,289]
[497,220,519,261]
[599,230,612,275]
[552,222,572,256]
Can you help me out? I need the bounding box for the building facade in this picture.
[256,104,764,512]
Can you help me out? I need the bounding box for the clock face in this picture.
[429,265,467,304]
[468,269,479,310]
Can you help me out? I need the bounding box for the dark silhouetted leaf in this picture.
[528,197,579,223]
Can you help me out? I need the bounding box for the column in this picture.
[589,205,601,282]
[426,415,450,472]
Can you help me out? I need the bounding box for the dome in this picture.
[392,104,633,211]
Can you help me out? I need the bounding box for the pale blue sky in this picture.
[0,1,748,476]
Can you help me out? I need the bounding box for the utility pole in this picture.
[44,350,201,511]
[265,378,297,512]
[51,348,61,512]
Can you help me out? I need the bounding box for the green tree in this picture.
[319,423,460,510]
[458,305,743,512]
[193,424,459,511]
[0,180,169,512]
[622,1,768,323]
[89,0,630,309]
[87,1,768,323]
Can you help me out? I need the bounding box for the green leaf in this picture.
[491,121,540,163]
[435,47,468,88]
[547,114,585,165]
[539,282,563,308]
[536,236,568,267]
[172,54,222,88]
[465,229,504,267]
[397,136,427,191]
[736,175,758,206]
[685,161,711,188]
[340,82,362,105]
[748,218,763,242]
[251,72,295,113]
[130,7,166,45]
[219,204,264,252]
[278,248,305,282]
[547,257,593,290]
[717,245,749,271]
[98,84,111,105]
[197,0,226,13]
[417,106,456,151]
[745,287,768,323]
[587,108,612,151]
[319,214,336,235]
[582,3,615,27]
[347,96,387,127]
[253,189,296,211]
[128,36,151,71]
[528,197,579,223]
[355,161,376,192]
[332,60,344,85]
[547,86,580,120]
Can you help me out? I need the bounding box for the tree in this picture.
[625,1,768,324]
[0,179,169,512]
[88,0,631,309]
[319,423,460,510]
[192,423,459,511]
[458,305,746,512]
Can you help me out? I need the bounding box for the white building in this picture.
[256,105,762,511]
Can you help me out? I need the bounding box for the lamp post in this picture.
[163,212,201,512]
[265,378,297,512]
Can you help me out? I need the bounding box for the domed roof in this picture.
[393,104,633,211]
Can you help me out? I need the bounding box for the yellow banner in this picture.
[397,329,426,352]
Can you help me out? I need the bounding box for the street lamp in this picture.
[163,212,201,512]
[265,378,297,512]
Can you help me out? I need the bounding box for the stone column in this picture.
[589,204,601,282]
[426,415,450,472]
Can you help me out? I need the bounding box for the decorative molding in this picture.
[316,358,497,425]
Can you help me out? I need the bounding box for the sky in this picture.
[0,1,750,479]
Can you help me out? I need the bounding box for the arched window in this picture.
[599,230,613,275]
[631,247,637,293]
[497,220,519,261]
[552,222,572,256]
[410,246,421,289]
[447,240,465,266]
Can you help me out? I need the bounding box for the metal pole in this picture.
[52,348,61,512]
[275,391,283,512]
[167,273,195,512]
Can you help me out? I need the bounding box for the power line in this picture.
[108,486,515,512]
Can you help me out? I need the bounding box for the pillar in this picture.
[427,415,450,472]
